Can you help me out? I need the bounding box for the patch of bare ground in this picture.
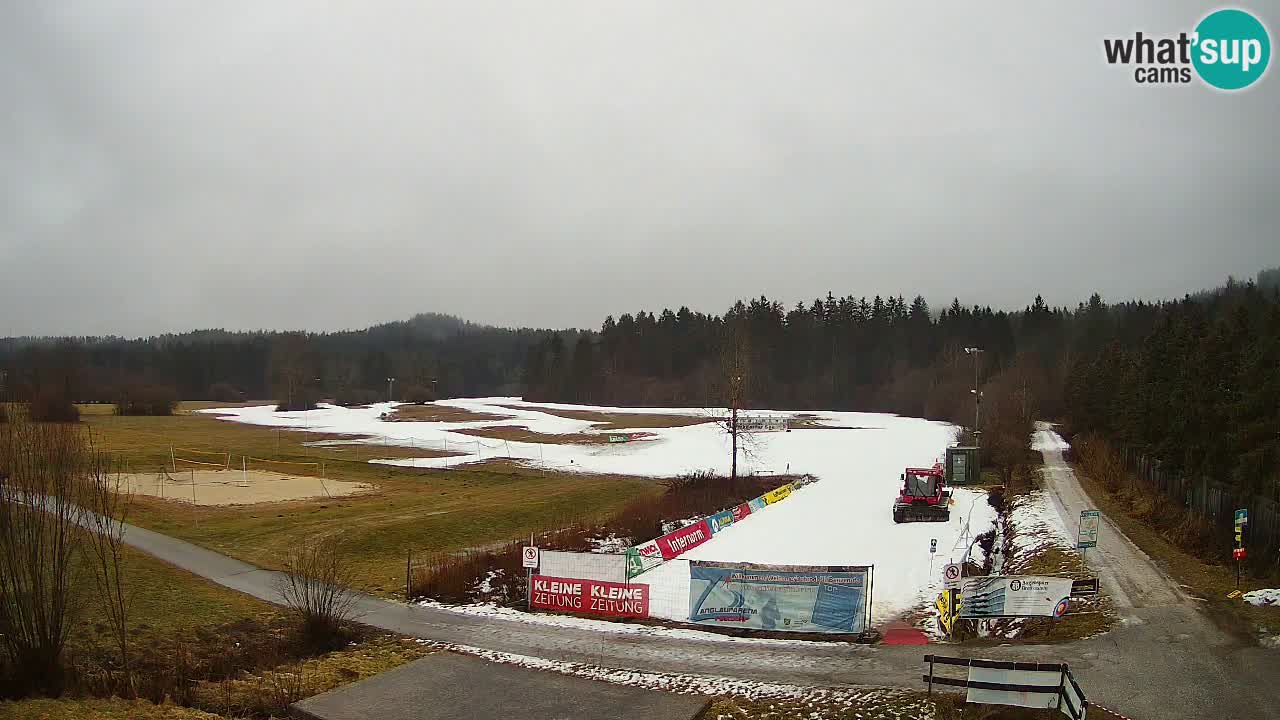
[176,400,276,414]
[122,469,374,506]
[382,403,514,423]
[301,433,464,461]
[450,425,657,445]
[495,404,711,430]
[788,413,880,430]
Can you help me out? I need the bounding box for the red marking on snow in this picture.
[880,623,929,645]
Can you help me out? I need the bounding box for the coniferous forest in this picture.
[3,270,1278,502]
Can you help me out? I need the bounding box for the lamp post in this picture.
[963,347,984,446]
[386,377,396,403]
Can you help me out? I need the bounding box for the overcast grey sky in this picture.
[2,2,1276,337]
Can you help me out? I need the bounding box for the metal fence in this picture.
[1119,445,1280,569]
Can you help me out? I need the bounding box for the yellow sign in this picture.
[1227,590,1243,599]
[936,589,961,634]
[763,484,793,505]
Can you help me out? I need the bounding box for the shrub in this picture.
[277,536,358,647]
[115,384,178,416]
[28,388,79,423]
[207,382,243,403]
[400,384,436,404]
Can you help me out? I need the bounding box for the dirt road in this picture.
[1034,423,1184,610]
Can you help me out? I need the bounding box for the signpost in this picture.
[522,542,538,609]
[1077,510,1100,556]
[943,563,962,590]
[1070,577,1099,597]
[929,538,937,573]
[522,545,539,569]
[1233,508,1248,587]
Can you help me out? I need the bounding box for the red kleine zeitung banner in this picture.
[530,576,650,618]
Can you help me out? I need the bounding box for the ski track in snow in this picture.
[203,398,997,622]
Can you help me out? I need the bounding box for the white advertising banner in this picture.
[959,576,1073,618]
[538,550,628,584]
[966,667,1064,711]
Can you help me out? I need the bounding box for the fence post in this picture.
[406,549,412,602]
[1056,666,1067,713]
[927,655,934,695]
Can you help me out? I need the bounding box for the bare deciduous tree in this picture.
[277,535,359,645]
[80,436,135,697]
[0,413,89,696]
[708,320,760,489]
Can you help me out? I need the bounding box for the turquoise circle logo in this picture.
[1192,8,1271,90]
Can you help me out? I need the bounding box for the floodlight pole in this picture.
[964,348,984,447]
[387,377,396,403]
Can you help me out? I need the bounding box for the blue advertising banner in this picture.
[688,561,871,634]
[708,510,735,533]
[748,496,768,512]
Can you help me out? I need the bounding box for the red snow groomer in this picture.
[892,463,952,523]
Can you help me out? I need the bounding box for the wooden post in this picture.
[927,655,934,695]
[406,549,412,602]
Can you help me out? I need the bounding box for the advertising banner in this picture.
[625,539,662,578]
[966,666,1068,712]
[730,502,753,522]
[538,550,627,584]
[530,575,649,618]
[936,589,959,634]
[958,576,1073,619]
[763,484,793,505]
[708,510,735,533]
[688,561,870,634]
[748,496,768,512]
[737,416,788,432]
[655,519,712,560]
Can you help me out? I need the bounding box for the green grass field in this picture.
[70,544,277,650]
[82,405,661,595]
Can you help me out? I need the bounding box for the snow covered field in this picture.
[204,398,996,622]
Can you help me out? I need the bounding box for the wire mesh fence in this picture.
[1119,444,1280,570]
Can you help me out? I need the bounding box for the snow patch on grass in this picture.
[412,637,931,717]
[1242,589,1280,607]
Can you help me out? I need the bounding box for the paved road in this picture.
[115,433,1280,720]
[292,652,709,720]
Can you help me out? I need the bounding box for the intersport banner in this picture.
[708,510,735,533]
[530,575,649,618]
[689,561,870,634]
[655,518,712,560]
